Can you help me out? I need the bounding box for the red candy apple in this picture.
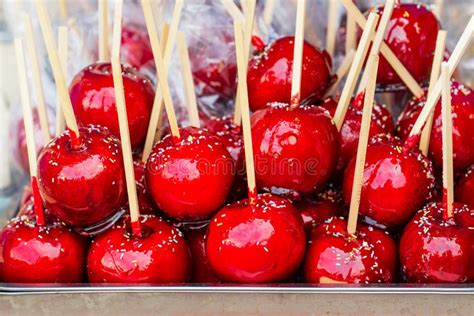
[87,215,191,283]
[397,81,474,173]
[247,36,333,111]
[251,104,340,199]
[343,135,436,230]
[0,216,86,283]
[322,94,394,170]
[133,159,156,215]
[456,166,474,210]
[193,61,237,102]
[399,202,474,283]
[37,125,127,227]
[186,226,220,283]
[304,217,397,283]
[121,24,154,69]
[206,193,306,283]
[69,62,154,148]
[146,126,235,221]
[370,3,439,85]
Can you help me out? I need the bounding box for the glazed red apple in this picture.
[397,81,474,172]
[87,215,191,283]
[186,226,220,283]
[304,217,397,283]
[251,104,340,199]
[146,126,234,221]
[133,159,156,215]
[37,125,127,227]
[121,24,154,69]
[343,135,435,229]
[369,3,439,85]
[247,36,333,111]
[0,216,86,283]
[399,202,474,283]
[322,94,394,170]
[456,166,474,210]
[69,62,154,148]
[206,193,306,283]
[193,61,237,101]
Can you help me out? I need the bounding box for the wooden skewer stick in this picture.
[234,20,257,206]
[98,0,109,62]
[263,0,275,26]
[324,48,356,98]
[440,62,454,219]
[221,0,244,22]
[58,0,68,19]
[407,16,474,139]
[177,32,200,128]
[341,0,424,98]
[347,54,380,235]
[345,11,356,53]
[111,0,141,236]
[15,38,45,226]
[56,26,68,137]
[24,15,50,143]
[333,13,379,131]
[419,30,447,155]
[326,0,338,59]
[433,0,444,19]
[34,0,80,142]
[357,0,395,94]
[289,0,306,109]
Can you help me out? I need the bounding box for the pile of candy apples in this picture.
[1,1,473,285]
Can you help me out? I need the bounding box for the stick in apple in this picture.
[55,26,68,137]
[98,0,109,62]
[324,49,356,98]
[289,0,306,109]
[326,0,338,59]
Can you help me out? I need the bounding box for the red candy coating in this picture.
[37,126,127,227]
[343,135,435,229]
[121,24,154,69]
[456,166,474,210]
[397,81,474,173]
[69,62,154,148]
[206,194,306,283]
[399,203,474,283]
[251,104,340,199]
[146,127,235,221]
[133,159,157,215]
[304,217,397,283]
[0,217,86,283]
[87,215,191,283]
[186,227,220,283]
[247,37,333,111]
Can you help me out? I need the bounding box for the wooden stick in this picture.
[289,0,306,109]
[357,0,395,94]
[324,48,355,98]
[111,0,141,236]
[326,0,338,59]
[333,13,379,131]
[141,1,183,161]
[58,0,68,18]
[408,16,474,139]
[55,26,68,137]
[345,12,356,53]
[234,21,257,205]
[263,0,275,26]
[34,0,80,142]
[98,0,109,62]
[419,30,447,155]
[15,38,45,226]
[347,54,379,235]
[177,32,200,128]
[24,14,50,143]
[440,62,453,219]
[433,0,444,19]
[221,0,244,22]
[341,0,424,98]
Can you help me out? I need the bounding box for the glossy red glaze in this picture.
[456,166,474,210]
[87,215,191,283]
[322,94,394,171]
[304,217,397,283]
[146,127,235,221]
[397,81,474,172]
[121,24,154,69]
[193,61,237,101]
[206,194,306,283]
[251,104,340,199]
[370,3,439,85]
[0,217,86,283]
[247,36,333,111]
[133,159,157,215]
[186,227,220,283]
[69,62,154,148]
[399,202,474,283]
[343,135,435,229]
[37,126,127,227]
